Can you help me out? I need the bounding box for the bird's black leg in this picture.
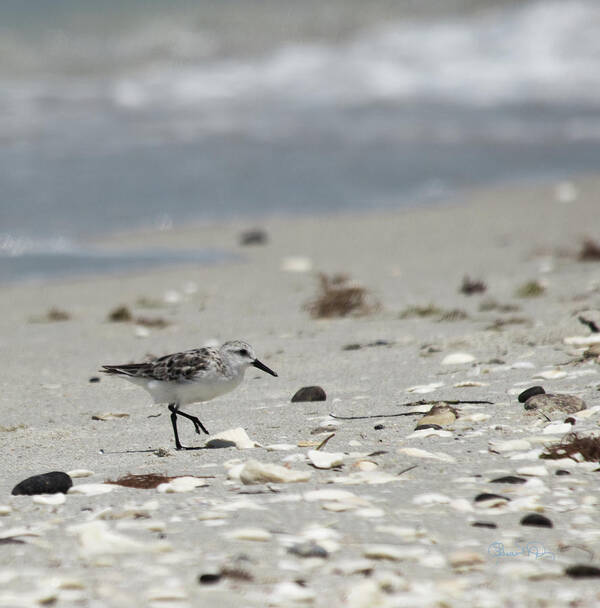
[167,403,204,450]
[167,403,184,450]
[175,409,210,435]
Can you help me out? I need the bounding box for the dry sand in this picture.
[1,176,600,606]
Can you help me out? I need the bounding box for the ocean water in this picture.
[2,0,600,281]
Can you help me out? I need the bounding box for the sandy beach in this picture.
[1,176,600,607]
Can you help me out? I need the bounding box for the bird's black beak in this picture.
[252,359,278,377]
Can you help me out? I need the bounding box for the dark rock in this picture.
[474,493,510,503]
[12,471,73,496]
[520,513,553,528]
[291,386,326,402]
[239,229,268,246]
[288,541,328,558]
[555,469,571,476]
[198,573,221,584]
[205,439,236,449]
[518,386,545,403]
[373,424,385,430]
[342,343,362,351]
[89,376,101,383]
[471,521,498,529]
[414,424,444,431]
[490,476,527,484]
[565,564,600,578]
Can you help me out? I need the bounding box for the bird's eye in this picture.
[238,348,249,357]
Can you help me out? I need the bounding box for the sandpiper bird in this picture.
[102,340,277,450]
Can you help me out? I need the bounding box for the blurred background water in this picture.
[1,0,600,280]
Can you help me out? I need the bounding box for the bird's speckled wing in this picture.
[103,348,228,382]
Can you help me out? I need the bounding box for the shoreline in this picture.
[1,174,600,606]
[2,170,595,287]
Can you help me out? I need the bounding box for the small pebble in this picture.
[520,513,553,528]
[565,565,600,578]
[291,386,327,402]
[239,228,268,246]
[198,573,221,585]
[471,521,497,529]
[288,541,328,558]
[490,476,527,484]
[12,472,73,496]
[474,493,510,503]
[89,377,100,383]
[518,386,545,403]
[373,424,385,430]
[441,352,475,365]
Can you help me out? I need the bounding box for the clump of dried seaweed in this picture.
[515,280,545,298]
[540,433,600,462]
[305,273,379,318]
[105,473,176,489]
[460,275,487,295]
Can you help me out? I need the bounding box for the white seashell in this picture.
[532,369,567,380]
[542,422,573,435]
[563,335,600,346]
[134,326,150,338]
[270,581,316,604]
[511,361,536,369]
[208,427,260,449]
[555,180,578,203]
[412,493,451,506]
[32,494,66,506]
[68,484,114,496]
[354,460,378,472]
[224,527,272,542]
[0,505,12,516]
[459,413,491,422]
[563,334,600,346]
[345,580,387,608]
[397,447,455,462]
[163,290,182,304]
[488,439,531,454]
[406,382,444,394]
[449,498,474,512]
[69,521,168,557]
[307,450,344,469]
[182,281,198,294]
[281,256,313,273]
[442,352,475,365]
[265,444,298,451]
[407,429,453,439]
[509,449,544,460]
[238,460,311,485]
[67,469,94,478]
[355,508,385,518]
[156,477,208,493]
[304,489,358,502]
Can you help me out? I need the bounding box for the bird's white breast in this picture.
[125,370,245,405]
